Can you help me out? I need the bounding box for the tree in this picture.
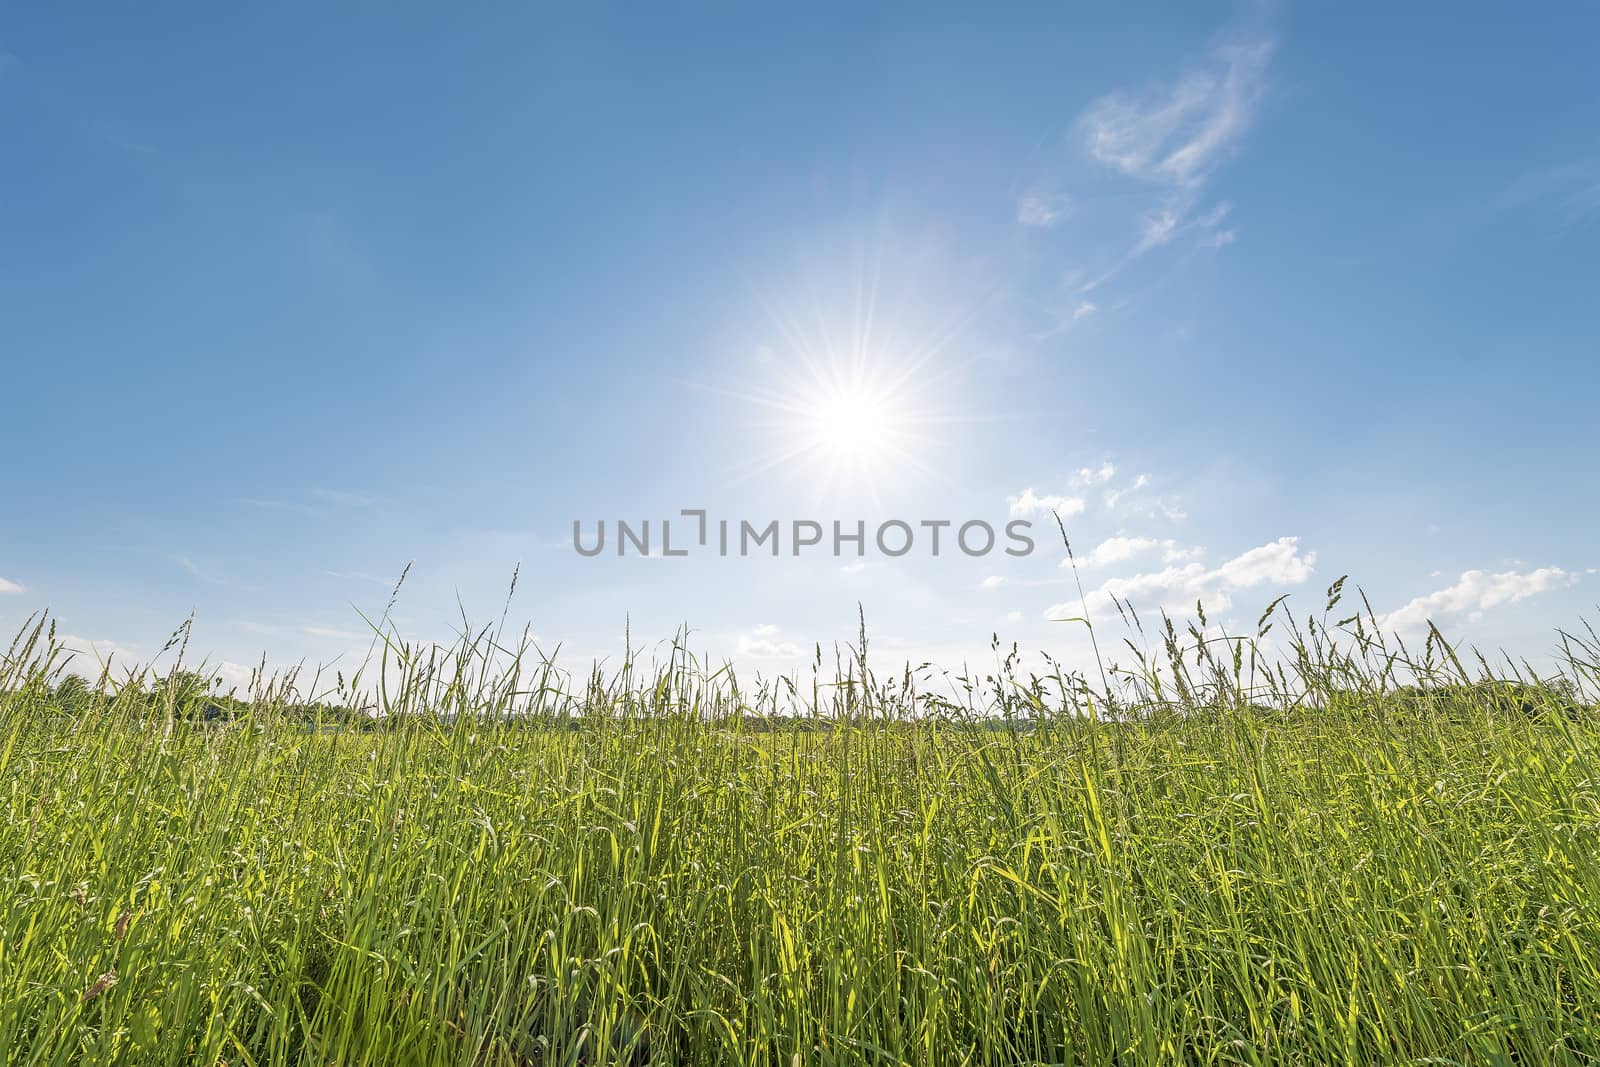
[53,673,93,713]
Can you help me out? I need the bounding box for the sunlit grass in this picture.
[2,588,1599,1064]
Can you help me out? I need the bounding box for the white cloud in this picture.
[1379,568,1576,635]
[1008,488,1086,519]
[0,576,22,595]
[1068,535,1203,569]
[1079,38,1274,189]
[1046,535,1315,620]
[1215,537,1317,588]
[213,661,258,692]
[1075,536,1159,568]
[840,560,866,575]
[1072,300,1098,320]
[1002,611,1024,624]
[981,575,1008,590]
[55,634,138,680]
[737,624,802,659]
[1162,541,1205,563]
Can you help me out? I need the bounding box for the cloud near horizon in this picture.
[1047,535,1315,621]
[737,623,803,659]
[1379,568,1577,636]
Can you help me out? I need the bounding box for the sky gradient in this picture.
[3,4,1598,688]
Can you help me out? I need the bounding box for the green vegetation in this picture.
[2,589,1599,1065]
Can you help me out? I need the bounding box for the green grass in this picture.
[3,596,1600,1065]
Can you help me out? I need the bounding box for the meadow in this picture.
[2,589,1599,1066]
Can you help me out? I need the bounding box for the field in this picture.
[3,604,1600,1066]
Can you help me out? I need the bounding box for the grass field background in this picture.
[3,592,1599,1065]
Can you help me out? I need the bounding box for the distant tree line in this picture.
[28,669,1592,730]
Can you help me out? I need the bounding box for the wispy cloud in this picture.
[170,554,232,586]
[324,569,403,588]
[232,620,367,644]
[1019,24,1275,333]
[1033,464,1186,525]
[1017,190,1069,227]
[1501,161,1600,236]
[1087,470,1185,522]
[1379,568,1577,635]
[244,489,381,517]
[302,625,366,642]
[1078,37,1273,189]
[1119,490,1187,523]
[1103,473,1151,509]
[1136,209,1182,252]
[308,488,378,509]
[0,576,23,595]
[1028,28,1272,327]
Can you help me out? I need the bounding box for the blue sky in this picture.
[3,4,1598,687]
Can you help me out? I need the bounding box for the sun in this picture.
[694,246,985,501]
[701,353,937,501]
[748,360,940,501]
[703,337,970,502]
[805,383,895,466]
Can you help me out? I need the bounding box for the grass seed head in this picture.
[82,969,117,1003]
